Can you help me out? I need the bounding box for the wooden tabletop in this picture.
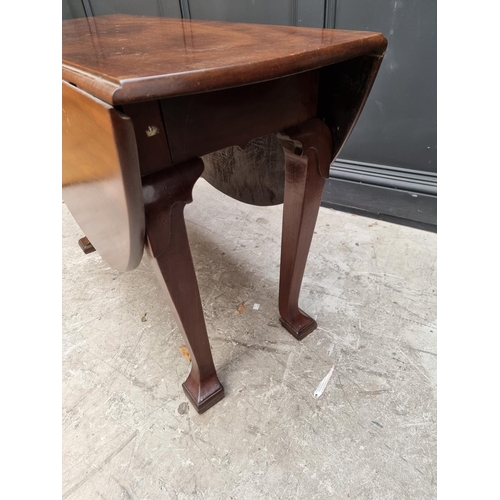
[62,15,387,105]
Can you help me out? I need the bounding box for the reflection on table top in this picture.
[62,14,387,104]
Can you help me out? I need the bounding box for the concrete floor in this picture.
[62,179,437,500]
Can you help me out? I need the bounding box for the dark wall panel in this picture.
[87,0,181,18]
[189,0,293,25]
[62,0,325,27]
[335,0,437,173]
[189,0,324,27]
[297,1,325,27]
[63,0,86,19]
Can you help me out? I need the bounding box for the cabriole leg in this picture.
[278,119,333,340]
[143,159,224,413]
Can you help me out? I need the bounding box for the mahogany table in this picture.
[62,14,387,413]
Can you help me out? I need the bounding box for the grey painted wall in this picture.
[62,0,181,18]
[87,0,181,18]
[189,0,324,27]
[334,0,436,173]
[62,0,86,19]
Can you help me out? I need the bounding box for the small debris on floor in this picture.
[235,302,245,314]
[314,365,335,398]
[371,420,384,428]
[141,312,147,322]
[179,345,191,361]
[253,303,260,310]
[177,402,189,415]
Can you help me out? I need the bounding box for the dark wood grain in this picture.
[161,71,318,165]
[318,54,385,162]
[143,159,224,413]
[201,133,286,206]
[62,81,144,272]
[278,119,333,340]
[62,14,387,104]
[121,100,173,176]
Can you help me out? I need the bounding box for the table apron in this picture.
[160,70,320,164]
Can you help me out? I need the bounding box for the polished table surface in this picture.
[63,15,385,104]
[62,15,387,412]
